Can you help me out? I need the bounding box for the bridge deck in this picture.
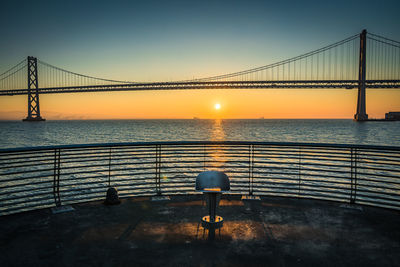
[0,195,399,266]
[1,80,399,95]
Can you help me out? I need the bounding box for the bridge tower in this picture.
[23,56,45,121]
[354,29,368,121]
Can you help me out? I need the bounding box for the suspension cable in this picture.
[37,60,135,84]
[183,34,359,82]
[0,59,26,77]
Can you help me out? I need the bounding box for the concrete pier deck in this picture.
[1,195,399,266]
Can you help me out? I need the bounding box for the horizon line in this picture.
[0,118,359,121]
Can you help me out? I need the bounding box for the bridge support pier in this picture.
[23,56,45,122]
[354,30,368,122]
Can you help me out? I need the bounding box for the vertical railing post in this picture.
[355,149,358,203]
[108,147,112,187]
[252,145,255,195]
[350,148,358,204]
[203,144,206,170]
[298,146,302,197]
[155,145,161,196]
[53,148,61,207]
[248,144,254,196]
[350,148,354,203]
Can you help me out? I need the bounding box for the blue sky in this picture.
[1,0,399,120]
[1,0,399,81]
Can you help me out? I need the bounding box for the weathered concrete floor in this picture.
[0,195,399,266]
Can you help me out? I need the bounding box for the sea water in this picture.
[1,119,399,149]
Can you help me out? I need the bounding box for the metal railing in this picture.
[0,141,399,215]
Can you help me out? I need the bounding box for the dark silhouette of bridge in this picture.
[0,30,399,121]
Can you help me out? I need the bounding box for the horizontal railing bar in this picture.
[254,154,351,163]
[57,147,249,159]
[58,165,247,177]
[355,199,400,209]
[58,189,109,197]
[255,160,351,169]
[0,194,54,208]
[0,159,249,176]
[358,158,400,166]
[356,177,400,185]
[252,189,347,200]
[57,193,106,203]
[358,154,400,162]
[1,141,399,154]
[0,202,55,215]
[354,165,400,173]
[357,171,400,180]
[117,192,155,198]
[254,161,351,170]
[0,162,54,170]
[355,192,400,202]
[255,147,350,153]
[355,188,400,198]
[0,153,55,163]
[0,180,53,191]
[3,149,397,168]
[0,184,54,196]
[253,176,351,186]
[253,170,350,180]
[59,187,155,198]
[112,182,161,188]
[254,150,351,158]
[0,173,54,183]
[1,176,395,192]
[357,150,400,158]
[54,155,152,165]
[253,165,351,175]
[254,175,349,184]
[254,180,351,192]
[2,190,54,206]
[56,172,400,188]
[1,167,57,176]
[3,154,396,173]
[250,184,350,197]
[0,150,55,158]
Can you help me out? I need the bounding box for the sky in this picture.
[0,0,399,119]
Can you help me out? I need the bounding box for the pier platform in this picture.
[1,195,399,266]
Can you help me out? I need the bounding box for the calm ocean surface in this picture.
[0,119,399,149]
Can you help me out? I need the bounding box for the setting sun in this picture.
[215,103,221,110]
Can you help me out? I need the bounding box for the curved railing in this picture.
[0,141,399,215]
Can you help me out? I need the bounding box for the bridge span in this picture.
[1,30,399,121]
[1,80,399,95]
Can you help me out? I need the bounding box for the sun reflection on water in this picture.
[208,119,226,169]
[210,119,225,141]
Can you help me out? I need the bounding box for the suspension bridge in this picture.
[0,30,399,121]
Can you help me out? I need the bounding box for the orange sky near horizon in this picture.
[0,89,399,120]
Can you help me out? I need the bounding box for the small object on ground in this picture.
[105,187,121,205]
